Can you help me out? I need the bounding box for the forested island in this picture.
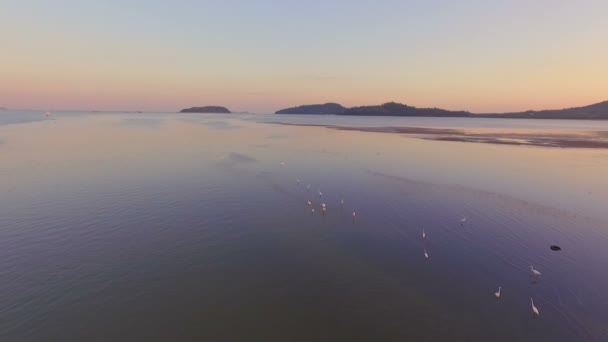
[180,106,231,113]
[276,103,346,114]
[276,101,608,119]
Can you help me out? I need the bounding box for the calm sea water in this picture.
[1,110,607,341]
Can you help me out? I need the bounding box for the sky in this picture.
[1,0,607,113]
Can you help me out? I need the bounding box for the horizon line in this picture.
[3,98,606,115]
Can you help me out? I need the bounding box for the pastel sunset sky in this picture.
[1,0,607,113]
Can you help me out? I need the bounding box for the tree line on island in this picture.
[275,101,608,119]
[179,100,608,119]
[180,106,231,113]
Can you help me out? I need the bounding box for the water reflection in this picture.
[225,152,257,163]
[266,133,289,140]
[118,117,165,128]
[0,113,607,341]
[179,117,241,130]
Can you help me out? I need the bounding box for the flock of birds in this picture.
[36,117,546,320]
[284,161,543,318]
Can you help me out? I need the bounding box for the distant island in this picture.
[276,103,346,114]
[276,100,608,120]
[180,106,231,113]
[477,101,608,120]
[343,102,470,117]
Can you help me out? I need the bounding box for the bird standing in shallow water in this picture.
[424,249,429,259]
[352,211,356,223]
[531,298,540,316]
[422,229,426,239]
[460,216,467,225]
[307,200,312,207]
[530,266,542,277]
[495,287,501,300]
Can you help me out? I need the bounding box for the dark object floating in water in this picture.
[550,245,562,251]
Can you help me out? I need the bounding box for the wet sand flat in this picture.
[268,122,608,148]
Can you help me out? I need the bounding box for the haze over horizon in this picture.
[1,0,607,113]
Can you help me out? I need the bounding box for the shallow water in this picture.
[1,111,607,341]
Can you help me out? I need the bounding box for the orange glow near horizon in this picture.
[1,1,607,113]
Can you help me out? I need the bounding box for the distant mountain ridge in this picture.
[478,100,608,119]
[180,106,231,113]
[276,100,608,119]
[275,103,346,114]
[343,102,470,117]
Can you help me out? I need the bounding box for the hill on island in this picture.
[276,100,608,119]
[180,106,231,113]
[342,102,470,117]
[478,101,608,120]
[275,103,347,114]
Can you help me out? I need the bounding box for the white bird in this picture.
[352,211,356,222]
[340,199,344,206]
[280,161,286,167]
[318,190,323,198]
[424,249,429,259]
[311,208,315,213]
[306,184,311,190]
[307,200,312,207]
[422,229,426,239]
[495,287,501,300]
[460,216,467,225]
[322,207,327,215]
[530,266,542,277]
[530,298,540,316]
[321,203,326,209]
